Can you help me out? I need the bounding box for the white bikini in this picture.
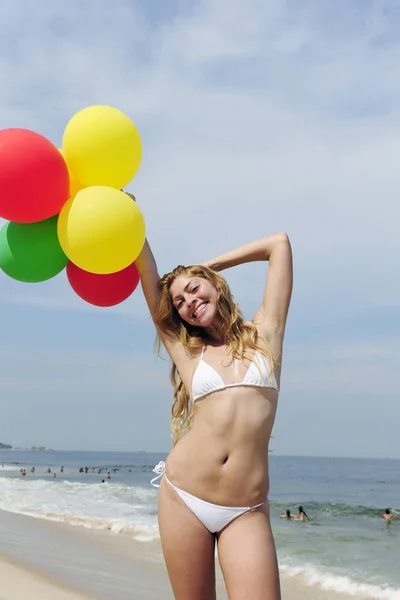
[151,348,279,534]
[192,346,278,401]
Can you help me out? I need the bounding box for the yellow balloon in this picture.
[58,148,84,199]
[57,187,146,274]
[62,106,142,189]
[69,170,84,198]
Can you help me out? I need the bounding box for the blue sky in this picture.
[0,0,399,457]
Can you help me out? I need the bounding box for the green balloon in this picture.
[0,216,68,283]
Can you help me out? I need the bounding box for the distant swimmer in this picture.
[298,505,309,521]
[382,508,397,521]
[280,509,298,520]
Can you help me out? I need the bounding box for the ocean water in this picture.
[0,450,399,599]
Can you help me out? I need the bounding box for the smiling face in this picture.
[170,275,218,328]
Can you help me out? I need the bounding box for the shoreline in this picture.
[0,507,395,600]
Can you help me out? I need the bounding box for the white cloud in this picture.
[0,0,399,450]
[283,338,400,395]
[0,272,148,318]
[0,342,168,394]
[1,0,399,317]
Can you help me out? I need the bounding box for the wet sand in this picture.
[0,508,382,600]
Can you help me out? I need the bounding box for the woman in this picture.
[135,219,293,600]
[298,505,308,521]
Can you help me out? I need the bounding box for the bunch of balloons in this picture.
[0,106,145,307]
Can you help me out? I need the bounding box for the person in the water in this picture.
[382,508,396,521]
[298,506,308,521]
[280,509,298,520]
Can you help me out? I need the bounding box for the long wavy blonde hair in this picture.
[154,265,275,445]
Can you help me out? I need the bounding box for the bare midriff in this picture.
[165,386,279,506]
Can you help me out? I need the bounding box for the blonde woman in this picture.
[135,221,292,600]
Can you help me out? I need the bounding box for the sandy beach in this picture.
[0,552,353,600]
[0,554,94,600]
[0,507,389,600]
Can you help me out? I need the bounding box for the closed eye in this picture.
[174,284,200,309]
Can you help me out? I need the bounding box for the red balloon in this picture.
[67,261,140,307]
[0,129,70,223]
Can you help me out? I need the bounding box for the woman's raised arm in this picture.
[123,191,163,320]
[203,232,293,347]
[135,238,162,319]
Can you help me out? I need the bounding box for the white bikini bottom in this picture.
[151,461,267,534]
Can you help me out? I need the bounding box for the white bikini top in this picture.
[192,347,278,402]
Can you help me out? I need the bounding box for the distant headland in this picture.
[0,442,12,449]
[0,443,53,451]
